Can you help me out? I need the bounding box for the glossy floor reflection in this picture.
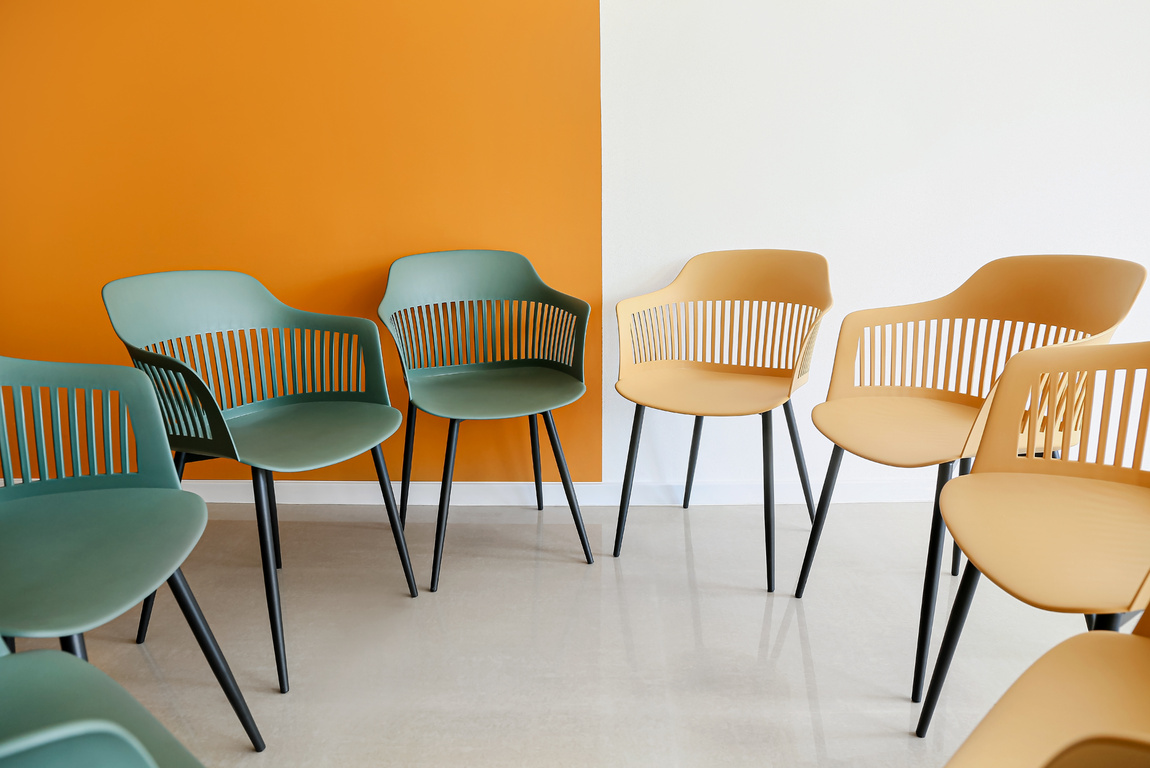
[21,500,1089,766]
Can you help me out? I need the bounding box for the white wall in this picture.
[602,0,1150,504]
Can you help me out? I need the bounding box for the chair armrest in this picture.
[276,309,391,405]
[536,286,591,382]
[124,346,238,461]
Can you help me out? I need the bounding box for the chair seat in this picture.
[0,650,203,768]
[615,364,793,416]
[946,631,1150,767]
[943,473,1150,613]
[408,366,585,420]
[0,488,206,637]
[226,400,402,472]
[812,396,981,467]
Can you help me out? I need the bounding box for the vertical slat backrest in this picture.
[976,342,1150,486]
[625,298,823,375]
[0,358,179,497]
[139,326,368,423]
[387,299,579,373]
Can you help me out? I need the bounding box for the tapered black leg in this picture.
[400,400,417,527]
[1084,614,1096,630]
[1093,613,1121,631]
[431,419,461,593]
[59,634,87,661]
[2,636,14,653]
[173,451,188,480]
[529,414,544,510]
[795,445,845,597]
[135,592,157,644]
[783,401,816,523]
[614,404,646,557]
[762,410,775,593]
[952,457,972,576]
[542,410,594,565]
[252,467,289,693]
[371,445,418,598]
[266,472,282,570]
[167,568,265,751]
[912,461,955,703]
[683,415,704,509]
[916,561,981,737]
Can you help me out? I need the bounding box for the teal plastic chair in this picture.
[0,356,262,751]
[378,249,594,591]
[0,644,204,767]
[103,270,418,695]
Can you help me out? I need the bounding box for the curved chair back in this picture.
[0,720,158,768]
[378,250,590,384]
[103,270,391,459]
[616,249,833,394]
[824,255,1145,453]
[975,341,1150,488]
[0,357,180,501]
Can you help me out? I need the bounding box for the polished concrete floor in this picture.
[22,500,1090,766]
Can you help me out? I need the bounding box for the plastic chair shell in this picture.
[615,249,833,416]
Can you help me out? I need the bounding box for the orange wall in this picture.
[0,1,602,483]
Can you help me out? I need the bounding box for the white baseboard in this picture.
[180,478,934,506]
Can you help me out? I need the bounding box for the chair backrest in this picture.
[975,341,1150,488]
[0,357,180,501]
[616,249,833,391]
[104,270,389,457]
[0,720,159,768]
[378,250,590,382]
[827,255,1145,407]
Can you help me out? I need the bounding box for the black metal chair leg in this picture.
[529,414,544,510]
[795,445,844,597]
[167,567,266,751]
[1093,613,1121,631]
[683,415,704,509]
[371,445,418,598]
[782,400,816,523]
[58,634,87,660]
[251,467,289,693]
[916,560,981,737]
[400,400,417,527]
[613,404,646,557]
[951,458,972,576]
[542,410,594,565]
[173,451,188,481]
[913,461,955,703]
[430,419,461,593]
[762,410,775,593]
[1084,613,1096,630]
[266,471,282,570]
[2,636,14,653]
[135,592,157,644]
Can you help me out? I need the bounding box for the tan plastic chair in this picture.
[944,606,1150,768]
[917,340,1150,738]
[612,249,833,592]
[793,254,1146,704]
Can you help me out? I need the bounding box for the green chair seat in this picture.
[227,401,403,473]
[409,366,586,420]
[0,489,205,638]
[0,649,203,768]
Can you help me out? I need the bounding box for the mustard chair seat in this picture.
[945,626,1150,767]
[918,341,1150,737]
[226,401,403,472]
[616,364,794,417]
[945,474,1150,613]
[795,254,1146,707]
[612,249,834,593]
[812,397,981,468]
[410,367,585,420]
